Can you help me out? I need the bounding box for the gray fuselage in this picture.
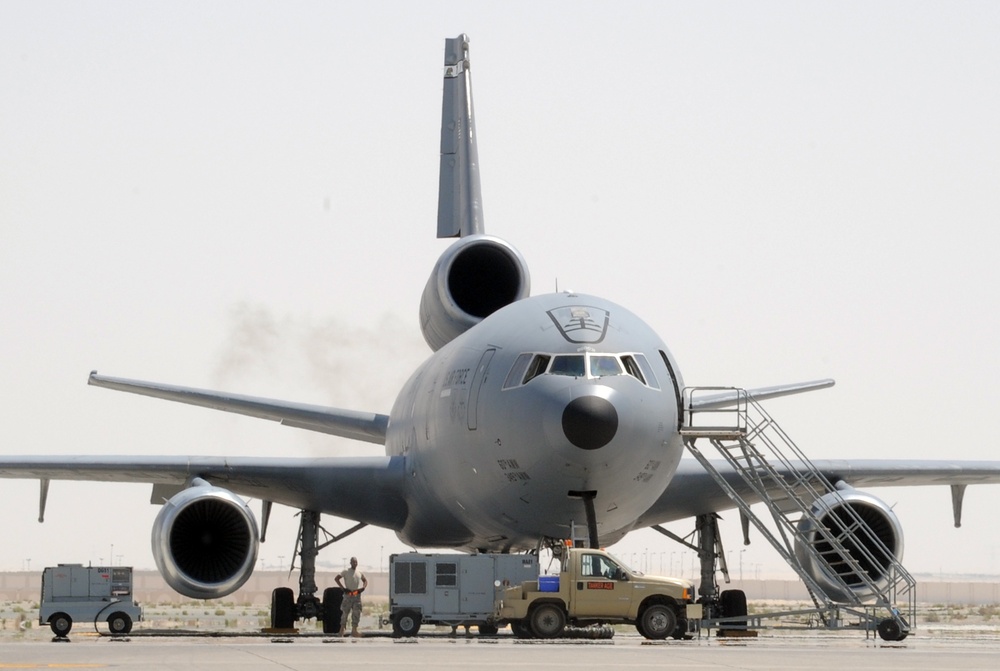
[386,292,685,551]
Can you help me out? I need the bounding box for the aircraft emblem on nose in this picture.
[547,306,609,344]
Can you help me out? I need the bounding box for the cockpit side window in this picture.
[621,355,646,384]
[633,354,659,389]
[522,354,551,384]
[503,353,534,389]
[549,355,586,377]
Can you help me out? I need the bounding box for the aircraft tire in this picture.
[49,613,72,637]
[107,611,132,635]
[478,622,499,636]
[322,587,343,634]
[270,587,296,629]
[719,589,748,631]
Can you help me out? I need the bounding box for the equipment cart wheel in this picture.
[107,611,133,635]
[877,618,908,642]
[49,613,72,637]
[392,608,421,637]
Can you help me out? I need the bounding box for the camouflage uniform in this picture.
[337,566,366,631]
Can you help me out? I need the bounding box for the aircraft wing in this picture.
[88,372,389,444]
[0,455,408,530]
[638,459,1000,525]
[689,379,836,410]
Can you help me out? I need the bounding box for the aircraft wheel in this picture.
[719,589,748,631]
[671,618,688,639]
[639,604,677,640]
[49,613,72,637]
[393,609,421,637]
[529,603,566,639]
[107,611,132,635]
[270,587,296,629]
[322,587,343,634]
[478,622,499,636]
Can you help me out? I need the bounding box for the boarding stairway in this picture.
[679,387,916,640]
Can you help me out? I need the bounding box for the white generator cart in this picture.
[388,552,539,636]
[40,564,143,636]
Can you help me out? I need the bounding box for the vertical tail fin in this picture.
[437,34,484,238]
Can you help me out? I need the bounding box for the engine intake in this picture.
[152,483,259,599]
[794,489,903,603]
[420,235,530,351]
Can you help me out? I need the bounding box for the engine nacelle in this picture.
[151,483,259,600]
[420,234,530,351]
[794,488,904,603]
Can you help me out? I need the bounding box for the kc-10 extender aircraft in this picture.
[3,35,1000,637]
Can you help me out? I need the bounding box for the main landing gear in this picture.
[267,509,368,634]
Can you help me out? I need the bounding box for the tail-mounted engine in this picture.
[794,489,904,603]
[151,481,259,599]
[419,234,530,351]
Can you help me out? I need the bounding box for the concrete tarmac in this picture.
[1,632,999,670]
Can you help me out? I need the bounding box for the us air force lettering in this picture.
[3,36,1000,639]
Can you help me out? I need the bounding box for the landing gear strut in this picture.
[652,513,747,627]
[268,509,367,631]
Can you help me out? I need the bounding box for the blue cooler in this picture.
[538,575,560,592]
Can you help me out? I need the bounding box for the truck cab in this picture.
[498,547,699,639]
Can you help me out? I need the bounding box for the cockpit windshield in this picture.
[503,352,660,389]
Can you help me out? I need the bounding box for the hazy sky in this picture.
[3,2,1000,581]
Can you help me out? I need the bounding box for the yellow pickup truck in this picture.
[497,547,700,639]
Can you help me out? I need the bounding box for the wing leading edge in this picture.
[638,458,1000,526]
[0,455,408,531]
[88,372,389,445]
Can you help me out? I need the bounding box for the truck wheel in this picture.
[322,587,343,634]
[530,603,566,638]
[393,609,421,637]
[49,613,72,637]
[270,587,296,629]
[107,611,133,635]
[639,604,677,640]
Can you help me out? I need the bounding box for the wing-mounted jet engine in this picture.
[419,234,530,351]
[151,478,259,599]
[794,489,904,603]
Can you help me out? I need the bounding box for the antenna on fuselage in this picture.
[437,34,484,239]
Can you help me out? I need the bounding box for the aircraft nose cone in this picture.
[562,395,618,450]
